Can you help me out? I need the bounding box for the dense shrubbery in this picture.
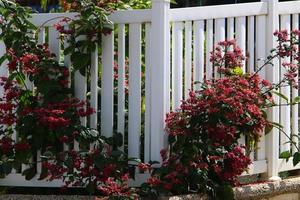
[2,0,300,200]
[141,34,300,199]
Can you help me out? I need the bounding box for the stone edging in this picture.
[234,176,300,200]
[1,177,300,200]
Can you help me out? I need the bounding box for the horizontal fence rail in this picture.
[0,0,299,188]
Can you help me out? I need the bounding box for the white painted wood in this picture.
[117,24,126,150]
[236,16,246,72]
[193,20,205,89]
[74,70,86,150]
[170,2,268,22]
[206,19,214,80]
[247,16,255,73]
[227,17,235,40]
[48,27,61,61]
[38,27,46,44]
[278,158,300,172]
[101,32,114,138]
[109,9,151,24]
[63,26,71,152]
[292,14,299,154]
[263,0,280,179]
[0,39,8,97]
[0,174,64,187]
[144,23,151,163]
[128,23,141,159]
[90,44,98,149]
[278,1,300,15]
[150,0,170,163]
[241,160,268,175]
[279,14,291,153]
[36,150,42,174]
[257,131,266,161]
[256,15,266,77]
[184,21,192,99]
[172,22,183,110]
[31,13,77,26]
[214,18,225,78]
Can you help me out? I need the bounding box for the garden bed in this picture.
[2,177,300,200]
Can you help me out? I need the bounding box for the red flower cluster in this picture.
[210,40,245,75]
[42,148,134,197]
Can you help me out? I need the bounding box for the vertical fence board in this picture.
[256,16,267,78]
[172,22,184,109]
[117,24,126,150]
[144,23,151,162]
[101,32,114,138]
[206,19,214,80]
[214,18,225,78]
[128,23,141,159]
[279,14,291,153]
[63,27,71,152]
[193,20,204,89]
[236,16,246,72]
[227,17,235,40]
[48,27,60,61]
[247,16,255,73]
[292,14,299,153]
[90,44,98,149]
[184,21,192,98]
[256,15,267,161]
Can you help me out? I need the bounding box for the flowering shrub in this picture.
[141,34,300,199]
[0,1,142,199]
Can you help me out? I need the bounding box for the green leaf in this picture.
[216,184,234,200]
[113,132,123,148]
[280,151,291,162]
[86,181,95,194]
[0,55,7,66]
[22,167,36,180]
[272,91,288,103]
[293,152,300,166]
[291,96,300,105]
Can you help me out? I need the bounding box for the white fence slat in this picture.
[38,27,46,44]
[256,15,266,77]
[36,150,42,174]
[169,2,268,22]
[144,23,151,163]
[117,24,126,150]
[236,16,246,72]
[193,20,205,89]
[172,22,184,109]
[184,21,192,98]
[227,17,235,40]
[214,18,225,78]
[48,27,60,61]
[0,39,8,96]
[74,70,86,150]
[206,19,214,80]
[255,16,267,161]
[63,27,71,151]
[90,44,98,149]
[247,16,255,73]
[101,32,114,138]
[279,14,291,153]
[292,14,299,154]
[128,23,141,159]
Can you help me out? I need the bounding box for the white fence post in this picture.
[150,0,170,163]
[262,0,281,181]
[0,39,8,96]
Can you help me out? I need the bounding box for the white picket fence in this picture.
[0,0,300,187]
